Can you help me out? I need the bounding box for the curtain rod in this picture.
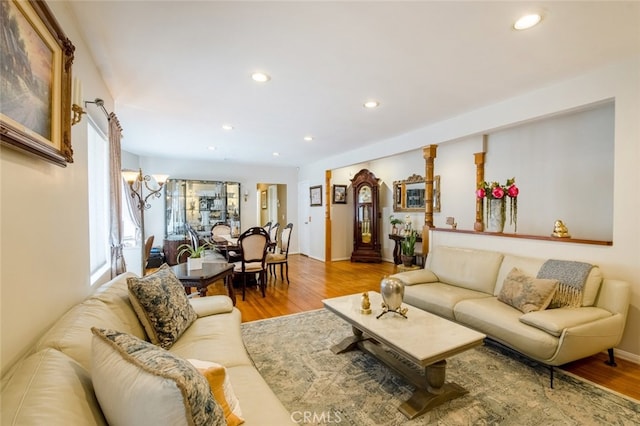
[84,98,110,119]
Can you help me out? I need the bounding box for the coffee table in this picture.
[171,262,235,304]
[323,292,486,419]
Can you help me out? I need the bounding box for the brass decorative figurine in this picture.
[360,292,372,315]
[551,220,571,238]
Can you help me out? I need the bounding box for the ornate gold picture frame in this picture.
[0,0,75,167]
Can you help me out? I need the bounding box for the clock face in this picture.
[358,185,372,203]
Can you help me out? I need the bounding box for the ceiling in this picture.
[66,1,640,167]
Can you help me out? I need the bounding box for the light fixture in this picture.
[251,72,271,82]
[272,152,280,157]
[222,124,234,130]
[243,190,249,202]
[514,13,542,30]
[208,146,216,151]
[363,100,380,109]
[71,78,85,125]
[304,136,313,141]
[122,168,169,275]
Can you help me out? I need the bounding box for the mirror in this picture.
[393,174,440,213]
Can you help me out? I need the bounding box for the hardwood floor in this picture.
[204,254,640,401]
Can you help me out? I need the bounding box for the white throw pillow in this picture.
[91,328,225,426]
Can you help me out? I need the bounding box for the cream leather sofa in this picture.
[391,246,630,377]
[1,272,293,425]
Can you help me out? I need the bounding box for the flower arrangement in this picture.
[401,230,418,256]
[476,177,519,231]
[389,215,403,226]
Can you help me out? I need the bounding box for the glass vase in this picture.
[486,198,506,233]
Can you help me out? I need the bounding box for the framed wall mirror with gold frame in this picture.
[393,174,440,213]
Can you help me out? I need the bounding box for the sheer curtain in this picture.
[108,112,127,277]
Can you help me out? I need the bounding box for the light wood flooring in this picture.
[199,254,640,401]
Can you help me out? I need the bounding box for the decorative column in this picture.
[474,151,486,231]
[422,145,437,258]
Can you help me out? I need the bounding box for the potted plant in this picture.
[400,230,418,267]
[389,215,403,235]
[176,242,215,270]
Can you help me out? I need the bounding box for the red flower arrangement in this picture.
[476,178,519,231]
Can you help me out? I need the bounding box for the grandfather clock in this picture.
[350,169,382,263]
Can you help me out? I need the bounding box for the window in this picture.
[87,119,110,281]
[121,181,139,247]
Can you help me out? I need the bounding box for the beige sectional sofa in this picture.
[1,272,293,425]
[391,246,630,383]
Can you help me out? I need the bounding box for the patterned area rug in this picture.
[241,309,639,425]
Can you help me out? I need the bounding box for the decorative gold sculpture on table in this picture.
[551,220,571,238]
[377,277,409,319]
[360,292,372,314]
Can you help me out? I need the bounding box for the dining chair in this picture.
[262,221,272,234]
[232,226,269,300]
[268,222,280,252]
[266,223,293,284]
[143,235,154,272]
[186,223,200,249]
[211,221,231,242]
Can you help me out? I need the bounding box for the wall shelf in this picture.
[431,227,612,246]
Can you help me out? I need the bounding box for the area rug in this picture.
[241,309,639,425]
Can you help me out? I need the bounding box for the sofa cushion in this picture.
[127,264,197,349]
[91,328,225,426]
[454,297,559,362]
[189,295,234,317]
[519,307,612,337]
[188,359,245,426]
[34,298,147,371]
[1,348,106,426]
[169,308,253,367]
[494,255,546,296]
[427,246,503,294]
[391,269,439,286]
[404,283,491,320]
[226,365,297,425]
[497,268,558,313]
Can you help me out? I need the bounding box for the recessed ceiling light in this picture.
[363,100,380,109]
[304,136,313,141]
[514,13,542,30]
[222,124,234,130]
[251,72,271,82]
[207,146,216,151]
[272,152,280,157]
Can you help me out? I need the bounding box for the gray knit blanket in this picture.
[537,259,593,308]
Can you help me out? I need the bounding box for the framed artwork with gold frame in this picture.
[0,0,75,167]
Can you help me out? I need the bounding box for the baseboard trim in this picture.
[612,348,640,365]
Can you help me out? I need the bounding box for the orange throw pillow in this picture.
[197,365,244,426]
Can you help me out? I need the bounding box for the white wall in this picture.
[302,57,640,360]
[0,1,115,373]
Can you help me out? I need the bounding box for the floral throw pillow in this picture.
[127,264,197,349]
[498,267,559,313]
[91,328,224,426]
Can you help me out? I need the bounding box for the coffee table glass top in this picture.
[323,292,486,367]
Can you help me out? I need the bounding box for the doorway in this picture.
[256,183,287,228]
